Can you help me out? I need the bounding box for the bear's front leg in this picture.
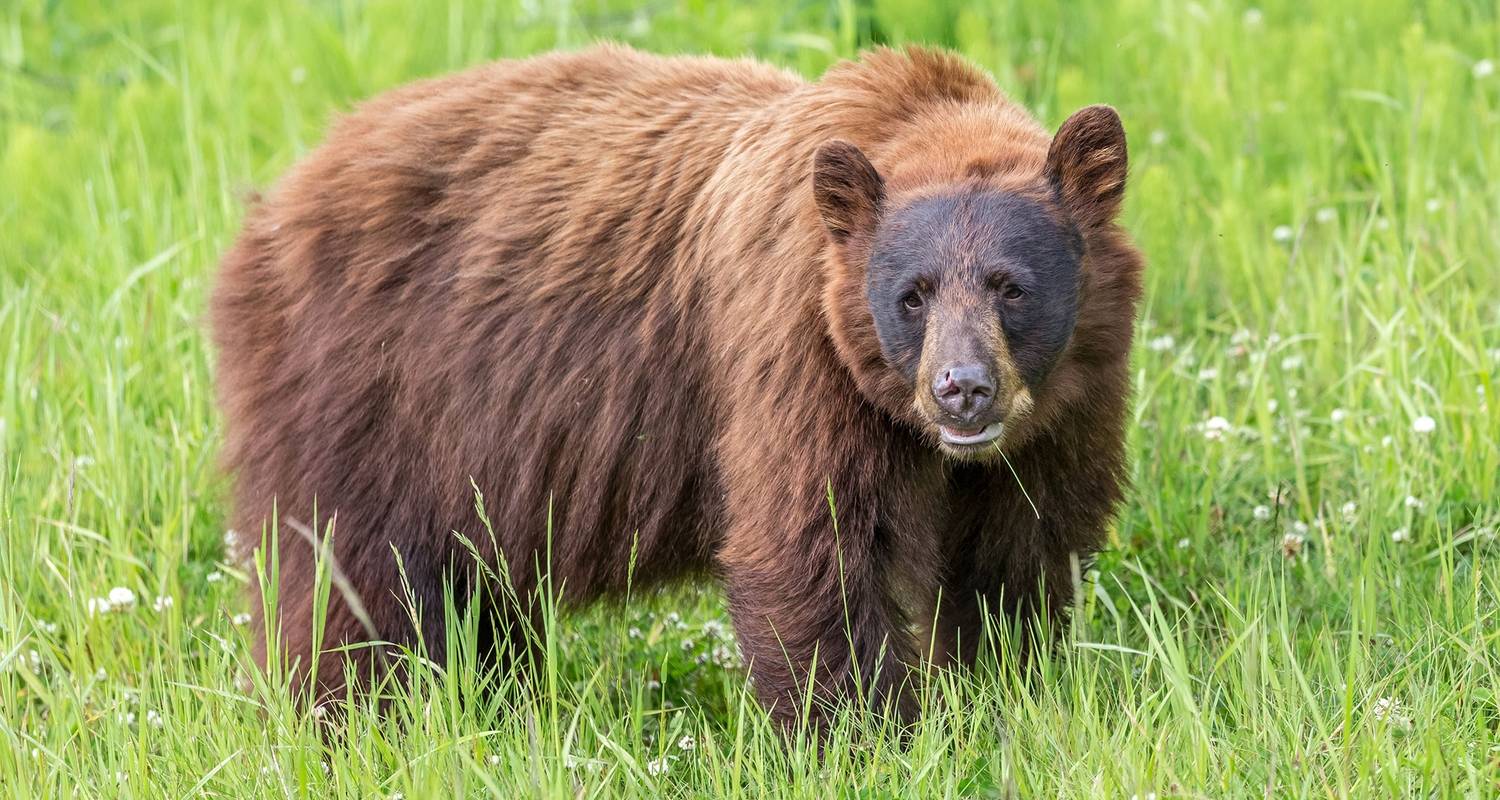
[715,407,926,734]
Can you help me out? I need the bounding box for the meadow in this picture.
[2,0,1498,796]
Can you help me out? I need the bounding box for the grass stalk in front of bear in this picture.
[992,443,1041,520]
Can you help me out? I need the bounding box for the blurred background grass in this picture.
[1,0,1498,797]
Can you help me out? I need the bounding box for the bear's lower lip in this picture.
[938,422,1004,446]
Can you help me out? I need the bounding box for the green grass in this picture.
[2,0,1498,796]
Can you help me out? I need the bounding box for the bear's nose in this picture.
[932,364,995,421]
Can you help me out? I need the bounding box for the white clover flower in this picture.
[665,611,684,629]
[1196,367,1219,382]
[1272,225,1294,243]
[680,638,696,651]
[37,620,59,635]
[647,679,661,691]
[146,709,164,727]
[107,587,137,610]
[1314,207,1337,224]
[119,711,136,726]
[646,756,671,776]
[1371,696,1412,729]
[1475,59,1495,79]
[1175,538,1191,549]
[1253,505,1272,521]
[232,613,251,626]
[1281,532,1306,557]
[1148,129,1168,147]
[94,668,107,681]
[206,571,224,584]
[701,620,726,638]
[627,627,643,640]
[1404,495,1425,510]
[1279,355,1303,371]
[1411,415,1436,434]
[1374,216,1391,231]
[1381,435,1394,448]
[677,734,696,751]
[1266,399,1279,414]
[1425,198,1441,213]
[1331,408,1348,424]
[1341,502,1358,522]
[153,595,174,613]
[1231,329,1253,346]
[1147,334,1176,353]
[1201,416,1232,440]
[1390,528,1409,543]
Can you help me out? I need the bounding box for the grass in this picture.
[2,0,1498,796]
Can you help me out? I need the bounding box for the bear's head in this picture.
[813,105,1132,461]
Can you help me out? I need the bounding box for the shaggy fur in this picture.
[211,44,1143,729]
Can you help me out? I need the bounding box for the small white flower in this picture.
[119,711,136,726]
[1281,532,1306,557]
[1371,696,1411,729]
[677,734,696,751]
[206,571,224,584]
[646,756,671,776]
[647,679,661,691]
[291,66,308,84]
[1341,502,1358,522]
[1266,399,1279,414]
[312,705,327,719]
[1404,495,1425,510]
[1196,367,1219,382]
[1331,408,1349,424]
[94,668,107,681]
[1425,198,1441,214]
[1290,520,1310,536]
[1147,334,1176,353]
[1272,225,1294,243]
[665,611,684,629]
[680,638,696,651]
[1202,416,1232,440]
[1279,355,1303,371]
[232,613,251,626]
[1411,415,1436,434]
[1149,129,1168,147]
[37,620,59,635]
[1390,528,1409,543]
[1175,538,1191,550]
[1253,505,1272,521]
[115,771,129,784]
[86,597,111,616]
[1314,206,1337,224]
[1381,435,1394,448]
[627,627,643,640]
[146,709,164,727]
[153,595,174,612]
[1474,59,1495,79]
[1242,7,1263,26]
[107,587,137,610]
[701,620,726,638]
[1374,216,1391,231]
[1231,329,1253,346]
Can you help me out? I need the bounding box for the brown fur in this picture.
[211,44,1143,729]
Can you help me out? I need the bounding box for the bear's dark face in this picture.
[866,192,1081,457]
[812,105,1128,459]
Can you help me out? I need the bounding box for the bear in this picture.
[211,43,1142,730]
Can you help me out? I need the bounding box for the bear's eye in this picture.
[901,292,924,311]
[1001,285,1026,301]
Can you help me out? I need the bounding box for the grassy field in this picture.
[2,0,1498,796]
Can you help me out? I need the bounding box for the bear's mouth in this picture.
[937,422,1004,447]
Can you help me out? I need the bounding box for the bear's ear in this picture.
[812,140,885,246]
[1045,105,1128,229]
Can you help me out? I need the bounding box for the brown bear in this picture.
[211,43,1142,729]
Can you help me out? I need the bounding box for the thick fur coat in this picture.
[212,44,1142,728]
